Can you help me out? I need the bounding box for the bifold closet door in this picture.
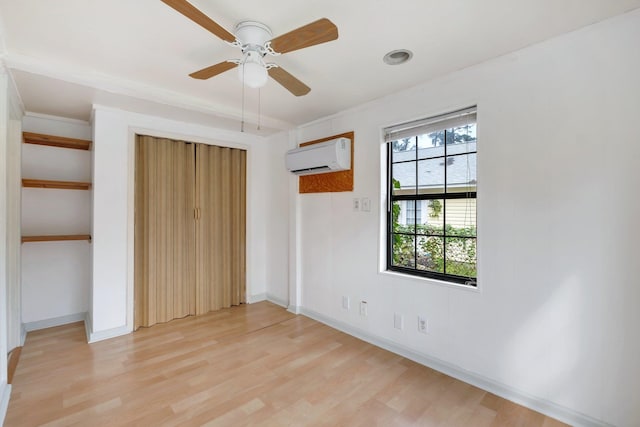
[134,136,196,329]
[195,144,246,314]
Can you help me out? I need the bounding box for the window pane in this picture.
[391,201,403,232]
[445,237,476,278]
[447,141,477,156]
[391,137,416,160]
[405,200,417,230]
[391,234,415,268]
[425,130,446,149]
[393,200,416,233]
[417,236,444,273]
[446,123,477,154]
[417,158,444,195]
[392,161,416,195]
[446,153,476,193]
[417,199,444,236]
[445,198,476,236]
[424,199,444,234]
[417,133,444,160]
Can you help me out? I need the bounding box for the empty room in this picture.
[0,1,639,426]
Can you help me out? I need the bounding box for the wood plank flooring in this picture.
[6,302,567,426]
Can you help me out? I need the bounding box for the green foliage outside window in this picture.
[391,205,476,278]
[428,200,442,219]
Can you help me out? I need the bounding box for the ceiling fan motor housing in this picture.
[235,21,273,55]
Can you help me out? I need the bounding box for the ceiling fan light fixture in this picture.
[383,49,413,65]
[238,50,268,88]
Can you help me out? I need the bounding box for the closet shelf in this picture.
[21,234,92,243]
[23,132,91,150]
[22,178,92,190]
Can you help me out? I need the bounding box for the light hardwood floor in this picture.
[6,302,567,426]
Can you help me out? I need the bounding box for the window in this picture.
[386,107,477,286]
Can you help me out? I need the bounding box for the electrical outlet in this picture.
[360,301,367,316]
[342,296,350,310]
[353,198,360,211]
[394,313,403,330]
[418,316,428,334]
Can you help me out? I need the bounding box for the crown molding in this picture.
[4,53,293,132]
[24,111,89,126]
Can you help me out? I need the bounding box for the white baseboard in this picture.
[83,310,132,344]
[247,293,267,303]
[23,312,86,332]
[20,324,26,346]
[266,294,288,308]
[87,325,131,344]
[299,307,607,427]
[247,293,289,309]
[0,382,11,426]
[287,305,301,315]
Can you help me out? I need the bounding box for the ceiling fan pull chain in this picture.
[258,89,261,131]
[241,61,246,133]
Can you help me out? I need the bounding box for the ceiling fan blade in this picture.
[161,0,236,43]
[269,18,338,54]
[189,61,237,80]
[268,67,311,96]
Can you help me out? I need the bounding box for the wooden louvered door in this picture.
[194,143,246,315]
[134,135,245,329]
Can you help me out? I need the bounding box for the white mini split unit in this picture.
[285,137,351,176]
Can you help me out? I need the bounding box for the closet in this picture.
[20,129,92,330]
[134,135,246,329]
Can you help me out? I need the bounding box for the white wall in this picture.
[0,69,11,427]
[5,80,22,351]
[0,67,23,426]
[20,114,92,326]
[264,130,291,306]
[89,106,289,340]
[282,9,640,427]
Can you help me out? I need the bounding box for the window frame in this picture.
[385,108,477,286]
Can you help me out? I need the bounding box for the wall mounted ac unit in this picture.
[285,137,351,176]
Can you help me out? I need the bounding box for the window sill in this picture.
[379,269,481,293]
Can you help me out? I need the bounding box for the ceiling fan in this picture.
[161,0,339,96]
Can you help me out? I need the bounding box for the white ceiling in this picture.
[1,0,639,135]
